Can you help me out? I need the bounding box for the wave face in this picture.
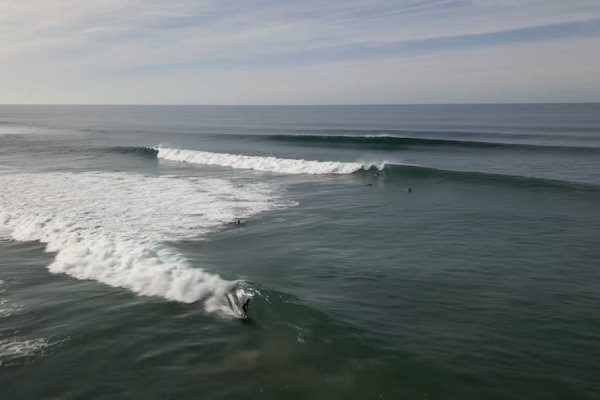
[108,146,159,157]
[157,147,384,174]
[365,164,599,191]
[0,172,290,315]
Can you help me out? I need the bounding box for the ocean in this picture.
[0,104,599,399]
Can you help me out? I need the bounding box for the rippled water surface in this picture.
[1,104,599,399]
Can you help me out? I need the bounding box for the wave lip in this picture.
[157,147,384,175]
[108,145,159,156]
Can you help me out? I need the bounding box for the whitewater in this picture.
[157,147,386,174]
[0,171,291,315]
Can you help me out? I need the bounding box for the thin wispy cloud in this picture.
[1,0,599,103]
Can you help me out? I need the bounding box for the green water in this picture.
[1,105,599,399]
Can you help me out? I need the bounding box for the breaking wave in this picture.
[0,172,292,316]
[102,145,599,189]
[157,147,385,174]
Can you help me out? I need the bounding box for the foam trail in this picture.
[0,338,49,364]
[157,147,385,174]
[0,172,291,316]
[0,298,23,318]
[0,280,23,318]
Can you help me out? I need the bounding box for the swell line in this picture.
[248,133,600,153]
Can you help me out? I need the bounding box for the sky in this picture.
[1,0,600,104]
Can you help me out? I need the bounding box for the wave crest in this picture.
[157,147,385,174]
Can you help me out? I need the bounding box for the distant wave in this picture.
[0,123,70,136]
[265,133,522,148]
[157,147,386,174]
[0,172,292,317]
[246,133,600,153]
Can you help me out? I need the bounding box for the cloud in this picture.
[1,0,599,103]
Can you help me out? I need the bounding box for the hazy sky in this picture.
[1,0,600,104]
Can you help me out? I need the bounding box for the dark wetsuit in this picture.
[241,298,250,316]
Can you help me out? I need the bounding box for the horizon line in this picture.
[1,101,599,107]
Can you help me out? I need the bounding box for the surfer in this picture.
[241,298,251,317]
[406,187,413,193]
[241,298,250,317]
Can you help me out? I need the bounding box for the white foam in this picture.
[0,338,49,363]
[0,172,291,315]
[0,280,22,318]
[157,147,385,174]
[0,298,23,318]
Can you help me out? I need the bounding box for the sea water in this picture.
[0,104,599,399]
